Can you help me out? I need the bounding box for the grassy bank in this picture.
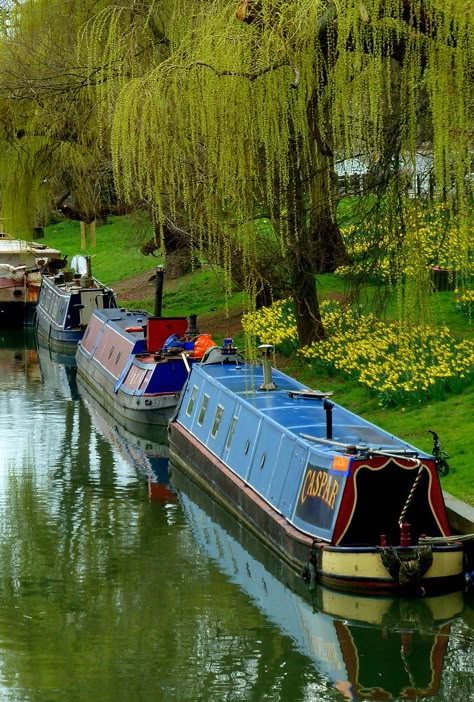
[40,216,473,506]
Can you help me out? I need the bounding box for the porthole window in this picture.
[186,386,198,416]
[225,416,238,450]
[211,405,224,439]
[197,394,209,426]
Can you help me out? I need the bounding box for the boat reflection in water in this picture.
[36,337,79,401]
[170,463,464,702]
[76,374,176,504]
[0,327,40,387]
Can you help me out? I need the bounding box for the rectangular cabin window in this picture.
[197,394,209,426]
[211,404,224,439]
[225,415,238,450]
[186,386,198,417]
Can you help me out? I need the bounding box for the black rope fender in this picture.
[302,539,320,590]
[379,544,433,586]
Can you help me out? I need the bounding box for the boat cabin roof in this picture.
[93,307,149,331]
[0,239,61,257]
[196,361,431,460]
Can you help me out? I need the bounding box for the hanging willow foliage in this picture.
[0,1,471,341]
[94,0,472,333]
[0,0,113,235]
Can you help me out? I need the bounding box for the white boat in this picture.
[0,236,65,326]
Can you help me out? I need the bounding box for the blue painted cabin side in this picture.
[176,361,435,544]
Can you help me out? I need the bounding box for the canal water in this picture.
[0,329,473,702]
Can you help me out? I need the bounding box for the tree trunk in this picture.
[162,224,194,279]
[309,143,350,273]
[287,137,325,345]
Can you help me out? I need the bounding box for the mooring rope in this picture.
[419,533,474,544]
[398,458,423,527]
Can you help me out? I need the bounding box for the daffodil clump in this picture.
[336,202,472,284]
[244,298,474,407]
[456,289,474,320]
[242,299,299,356]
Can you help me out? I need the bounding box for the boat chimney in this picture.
[85,255,92,278]
[154,266,164,317]
[186,314,199,337]
[258,344,277,391]
[323,398,334,440]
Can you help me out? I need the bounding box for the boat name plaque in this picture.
[296,459,349,533]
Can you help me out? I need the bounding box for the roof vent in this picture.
[258,344,277,391]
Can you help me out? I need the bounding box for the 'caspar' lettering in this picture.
[300,468,339,510]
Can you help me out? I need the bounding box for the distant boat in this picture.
[35,255,117,352]
[169,342,468,596]
[172,462,464,701]
[76,268,217,429]
[0,236,65,326]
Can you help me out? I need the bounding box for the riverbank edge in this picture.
[444,491,474,535]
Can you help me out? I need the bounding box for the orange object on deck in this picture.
[193,334,216,358]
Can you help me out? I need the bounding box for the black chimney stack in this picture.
[154,266,164,317]
[186,314,199,337]
[324,399,334,440]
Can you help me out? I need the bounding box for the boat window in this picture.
[197,394,209,426]
[186,386,199,416]
[108,345,115,359]
[225,416,238,450]
[244,439,250,455]
[259,452,266,469]
[211,404,224,439]
[115,351,122,365]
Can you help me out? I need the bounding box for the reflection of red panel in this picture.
[148,480,176,502]
[334,618,450,700]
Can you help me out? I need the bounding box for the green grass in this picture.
[41,215,473,506]
[42,214,158,283]
[41,216,246,320]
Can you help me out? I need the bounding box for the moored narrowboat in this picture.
[76,306,216,428]
[0,236,65,326]
[35,259,117,352]
[168,342,469,596]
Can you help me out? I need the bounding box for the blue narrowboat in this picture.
[168,343,467,596]
[35,260,117,352]
[76,306,215,428]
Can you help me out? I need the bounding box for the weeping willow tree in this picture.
[81,0,471,344]
[0,0,118,235]
[0,1,471,344]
